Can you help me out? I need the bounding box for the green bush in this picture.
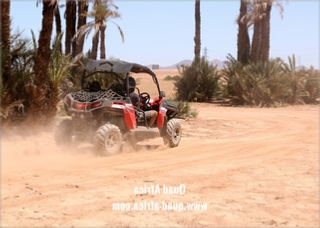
[281,55,320,104]
[221,54,320,107]
[168,98,198,118]
[164,75,180,81]
[223,56,290,107]
[301,67,320,104]
[174,57,221,102]
[1,32,36,126]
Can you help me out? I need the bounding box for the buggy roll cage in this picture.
[81,59,162,98]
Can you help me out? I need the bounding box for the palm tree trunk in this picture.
[27,1,54,125]
[91,16,99,60]
[100,26,106,59]
[71,2,77,58]
[237,0,250,65]
[250,18,262,63]
[65,1,76,56]
[65,1,71,55]
[54,2,62,54]
[194,0,201,62]
[260,4,272,62]
[91,31,99,60]
[76,0,88,56]
[1,0,11,85]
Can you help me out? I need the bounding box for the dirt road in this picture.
[1,104,319,227]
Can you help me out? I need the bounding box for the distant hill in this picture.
[296,65,309,70]
[152,59,226,70]
[159,59,192,70]
[210,59,226,69]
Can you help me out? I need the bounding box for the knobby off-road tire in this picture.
[164,119,182,148]
[94,124,122,156]
[55,119,78,148]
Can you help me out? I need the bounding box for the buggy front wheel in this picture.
[163,119,182,148]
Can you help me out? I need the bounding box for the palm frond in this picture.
[110,21,125,42]
[30,30,37,52]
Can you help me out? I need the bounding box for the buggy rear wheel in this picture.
[94,124,122,156]
[164,119,182,148]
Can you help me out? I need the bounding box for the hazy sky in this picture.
[11,0,319,68]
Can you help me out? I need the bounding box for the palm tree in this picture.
[194,0,201,62]
[1,0,11,85]
[1,31,37,126]
[75,0,89,57]
[241,0,287,63]
[53,1,62,53]
[27,0,54,125]
[237,0,250,65]
[65,0,76,56]
[247,1,265,63]
[47,33,77,121]
[259,3,271,62]
[74,0,124,60]
[260,0,286,61]
[250,17,262,62]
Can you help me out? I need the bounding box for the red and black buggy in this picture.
[55,59,182,155]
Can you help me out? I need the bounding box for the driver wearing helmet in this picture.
[126,76,158,127]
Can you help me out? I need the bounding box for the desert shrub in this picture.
[281,55,320,104]
[246,58,291,107]
[301,67,320,104]
[1,32,77,126]
[168,98,198,118]
[174,57,221,102]
[222,54,320,107]
[164,75,180,81]
[223,56,291,107]
[1,32,36,126]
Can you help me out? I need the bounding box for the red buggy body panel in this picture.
[123,104,136,129]
[157,106,167,128]
[110,102,137,130]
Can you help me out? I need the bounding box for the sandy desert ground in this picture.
[1,69,319,227]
